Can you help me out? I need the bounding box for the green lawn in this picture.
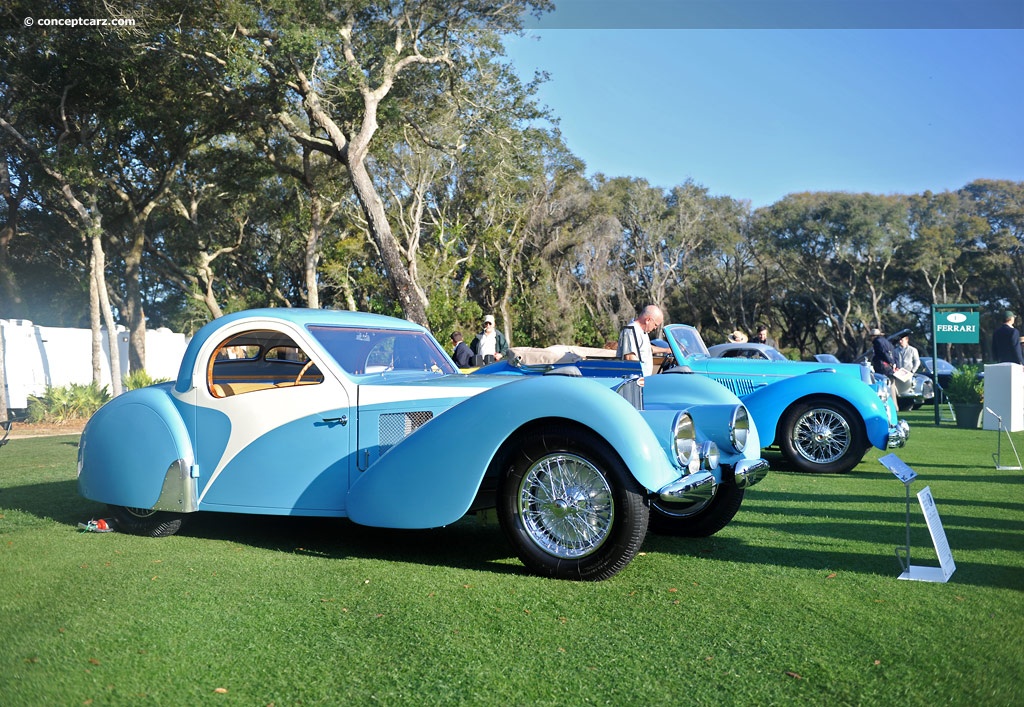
[1,409,1022,705]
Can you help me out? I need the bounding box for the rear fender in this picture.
[346,375,681,528]
[77,384,196,510]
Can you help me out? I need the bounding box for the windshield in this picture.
[665,325,710,358]
[308,325,457,376]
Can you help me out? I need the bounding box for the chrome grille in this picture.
[615,378,644,410]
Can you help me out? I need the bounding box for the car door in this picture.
[185,324,354,516]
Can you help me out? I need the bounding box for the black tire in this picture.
[108,505,185,537]
[897,398,915,412]
[778,399,868,474]
[648,478,745,537]
[497,425,649,581]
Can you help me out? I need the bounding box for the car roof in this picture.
[708,342,779,355]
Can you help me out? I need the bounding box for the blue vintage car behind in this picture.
[653,324,909,474]
[77,309,767,581]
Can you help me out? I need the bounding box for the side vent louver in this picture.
[379,411,434,455]
[713,377,757,397]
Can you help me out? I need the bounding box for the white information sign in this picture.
[899,486,956,583]
[879,453,917,483]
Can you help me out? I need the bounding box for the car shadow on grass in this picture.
[6,478,1023,589]
[182,511,528,577]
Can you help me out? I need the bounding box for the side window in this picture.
[208,330,322,398]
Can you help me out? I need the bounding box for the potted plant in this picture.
[945,364,984,428]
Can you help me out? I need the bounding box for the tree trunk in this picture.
[90,232,123,398]
[124,220,147,372]
[0,331,9,422]
[305,191,322,310]
[347,158,428,326]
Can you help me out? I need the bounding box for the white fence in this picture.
[1,319,188,412]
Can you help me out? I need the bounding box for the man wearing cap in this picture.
[470,314,509,362]
[992,310,1024,365]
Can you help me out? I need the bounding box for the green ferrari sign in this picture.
[933,310,980,344]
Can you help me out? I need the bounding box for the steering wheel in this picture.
[294,359,316,385]
[657,353,677,374]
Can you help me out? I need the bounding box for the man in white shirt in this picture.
[617,305,670,376]
[470,314,508,362]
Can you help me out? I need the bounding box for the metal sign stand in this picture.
[880,453,917,573]
[879,453,956,583]
[987,407,1023,470]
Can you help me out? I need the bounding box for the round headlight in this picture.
[672,412,699,474]
[730,405,749,453]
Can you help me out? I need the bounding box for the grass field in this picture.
[1,409,1022,705]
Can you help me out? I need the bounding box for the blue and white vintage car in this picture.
[650,324,909,474]
[77,309,768,581]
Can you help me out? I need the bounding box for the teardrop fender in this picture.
[77,384,195,509]
[346,375,682,529]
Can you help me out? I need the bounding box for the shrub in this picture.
[26,382,111,423]
[123,369,170,391]
[945,363,984,404]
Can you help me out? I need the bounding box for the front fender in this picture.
[346,375,682,528]
[640,373,765,468]
[740,372,895,450]
[78,384,196,509]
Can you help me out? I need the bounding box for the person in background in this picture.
[728,330,748,343]
[894,332,920,374]
[470,314,508,363]
[893,332,921,396]
[992,310,1024,365]
[753,324,776,348]
[450,331,474,368]
[617,305,671,377]
[870,327,897,379]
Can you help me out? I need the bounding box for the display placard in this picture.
[879,453,917,483]
[900,486,956,583]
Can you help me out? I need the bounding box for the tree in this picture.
[750,192,911,360]
[225,0,552,326]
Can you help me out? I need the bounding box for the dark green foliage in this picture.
[945,364,984,404]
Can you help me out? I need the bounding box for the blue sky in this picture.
[504,26,1024,208]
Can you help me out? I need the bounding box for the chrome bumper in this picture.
[887,419,911,448]
[733,458,770,489]
[657,471,716,505]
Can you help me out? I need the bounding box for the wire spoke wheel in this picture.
[780,399,867,474]
[498,425,648,580]
[518,452,614,559]
[108,504,184,537]
[792,407,852,464]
